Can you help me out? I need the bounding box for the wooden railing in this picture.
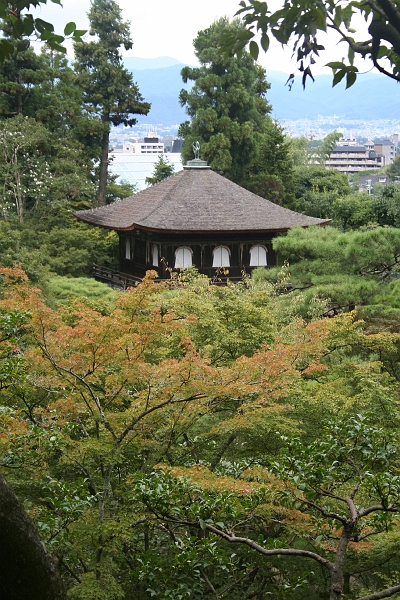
[92,264,142,289]
[93,264,249,288]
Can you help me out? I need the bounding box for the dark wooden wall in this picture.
[118,231,278,280]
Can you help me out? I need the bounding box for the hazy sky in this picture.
[31,0,371,75]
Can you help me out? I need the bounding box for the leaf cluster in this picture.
[220,0,400,88]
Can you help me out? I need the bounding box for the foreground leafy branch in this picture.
[136,416,400,600]
[0,0,86,60]
[221,0,400,87]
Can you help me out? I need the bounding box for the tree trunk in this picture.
[17,73,22,115]
[330,524,353,600]
[0,471,67,600]
[14,157,24,225]
[98,128,110,207]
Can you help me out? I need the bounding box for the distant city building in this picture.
[338,137,358,146]
[365,140,375,152]
[359,174,389,193]
[171,139,183,153]
[373,136,398,165]
[326,144,384,174]
[326,134,399,174]
[115,132,164,155]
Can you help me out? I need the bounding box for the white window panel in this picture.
[250,245,267,267]
[212,246,230,267]
[175,247,192,268]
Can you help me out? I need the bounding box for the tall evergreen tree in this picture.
[74,0,150,207]
[0,22,48,117]
[179,17,294,203]
[179,18,271,183]
[243,117,295,205]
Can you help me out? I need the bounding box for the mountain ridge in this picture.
[123,57,400,126]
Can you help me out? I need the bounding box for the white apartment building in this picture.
[326,135,398,174]
[326,145,384,174]
[115,132,164,155]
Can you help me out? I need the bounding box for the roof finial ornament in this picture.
[192,141,200,160]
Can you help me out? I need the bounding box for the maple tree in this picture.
[0,267,400,598]
[135,414,400,600]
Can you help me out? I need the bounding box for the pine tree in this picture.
[0,22,48,118]
[74,0,150,207]
[145,154,175,186]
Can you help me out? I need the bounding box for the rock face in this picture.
[0,472,67,600]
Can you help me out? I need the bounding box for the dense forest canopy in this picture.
[1,266,400,600]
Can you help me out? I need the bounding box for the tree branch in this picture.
[369,18,400,56]
[203,523,333,571]
[210,432,237,471]
[357,583,400,600]
[300,497,347,525]
[326,17,372,57]
[359,504,399,518]
[345,496,359,522]
[218,567,258,596]
[117,394,206,444]
[371,56,400,81]
[375,0,400,32]
[200,570,219,598]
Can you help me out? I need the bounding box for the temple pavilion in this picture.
[74,159,330,284]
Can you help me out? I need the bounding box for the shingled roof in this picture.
[75,163,330,233]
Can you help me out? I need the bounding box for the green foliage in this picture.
[333,192,375,229]
[271,225,400,315]
[386,154,400,181]
[0,114,49,223]
[0,27,47,117]
[1,268,400,599]
[22,223,118,278]
[74,0,150,206]
[0,218,118,287]
[291,166,400,231]
[179,18,271,182]
[0,1,86,62]
[243,117,295,204]
[47,276,120,311]
[106,180,136,203]
[373,184,400,227]
[145,154,175,186]
[132,409,400,599]
[0,48,100,221]
[287,136,312,168]
[293,167,351,221]
[74,0,150,128]
[220,1,400,87]
[276,414,400,507]
[317,131,343,165]
[179,17,295,203]
[295,167,351,201]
